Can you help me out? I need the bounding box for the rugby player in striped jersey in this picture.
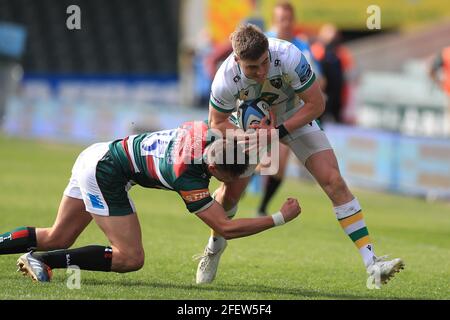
[0,120,300,282]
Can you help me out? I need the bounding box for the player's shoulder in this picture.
[268,37,302,58]
[215,53,237,78]
[268,37,296,52]
[211,53,240,97]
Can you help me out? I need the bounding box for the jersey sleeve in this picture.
[300,42,323,77]
[209,66,237,113]
[283,43,316,93]
[173,172,214,214]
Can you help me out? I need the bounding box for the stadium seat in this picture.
[0,0,180,75]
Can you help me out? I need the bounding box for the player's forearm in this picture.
[210,115,246,138]
[219,216,277,240]
[283,101,325,133]
[211,117,236,134]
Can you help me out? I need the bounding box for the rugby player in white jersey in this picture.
[256,2,324,217]
[196,24,404,289]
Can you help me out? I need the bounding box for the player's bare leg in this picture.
[1,195,91,256]
[195,176,251,284]
[305,149,404,288]
[36,195,93,250]
[14,196,116,282]
[305,149,353,205]
[17,211,144,282]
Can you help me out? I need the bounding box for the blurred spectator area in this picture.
[347,20,450,138]
[0,0,180,75]
[0,0,204,144]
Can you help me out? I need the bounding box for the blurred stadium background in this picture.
[0,0,449,300]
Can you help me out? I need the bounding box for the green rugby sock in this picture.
[0,227,36,254]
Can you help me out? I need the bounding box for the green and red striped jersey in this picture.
[109,121,217,213]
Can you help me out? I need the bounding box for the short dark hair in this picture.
[206,138,249,177]
[230,24,269,61]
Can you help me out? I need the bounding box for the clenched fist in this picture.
[279,198,301,223]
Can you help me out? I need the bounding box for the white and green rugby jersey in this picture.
[210,38,316,130]
[108,121,216,214]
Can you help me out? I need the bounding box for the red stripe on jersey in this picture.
[173,121,208,178]
[145,154,158,179]
[12,229,29,239]
[173,161,187,178]
[121,137,135,174]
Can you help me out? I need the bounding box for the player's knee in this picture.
[223,195,240,210]
[221,179,249,206]
[222,188,244,208]
[122,250,145,272]
[127,257,145,272]
[214,187,240,209]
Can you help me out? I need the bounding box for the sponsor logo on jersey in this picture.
[299,64,312,85]
[180,189,210,203]
[270,78,282,89]
[260,92,279,105]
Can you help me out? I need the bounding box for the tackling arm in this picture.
[196,198,301,240]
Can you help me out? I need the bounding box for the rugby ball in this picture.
[237,99,270,131]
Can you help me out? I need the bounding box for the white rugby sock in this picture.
[334,198,376,268]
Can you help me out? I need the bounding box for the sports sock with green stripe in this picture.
[0,227,36,254]
[334,198,376,267]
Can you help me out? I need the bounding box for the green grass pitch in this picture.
[0,135,449,299]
